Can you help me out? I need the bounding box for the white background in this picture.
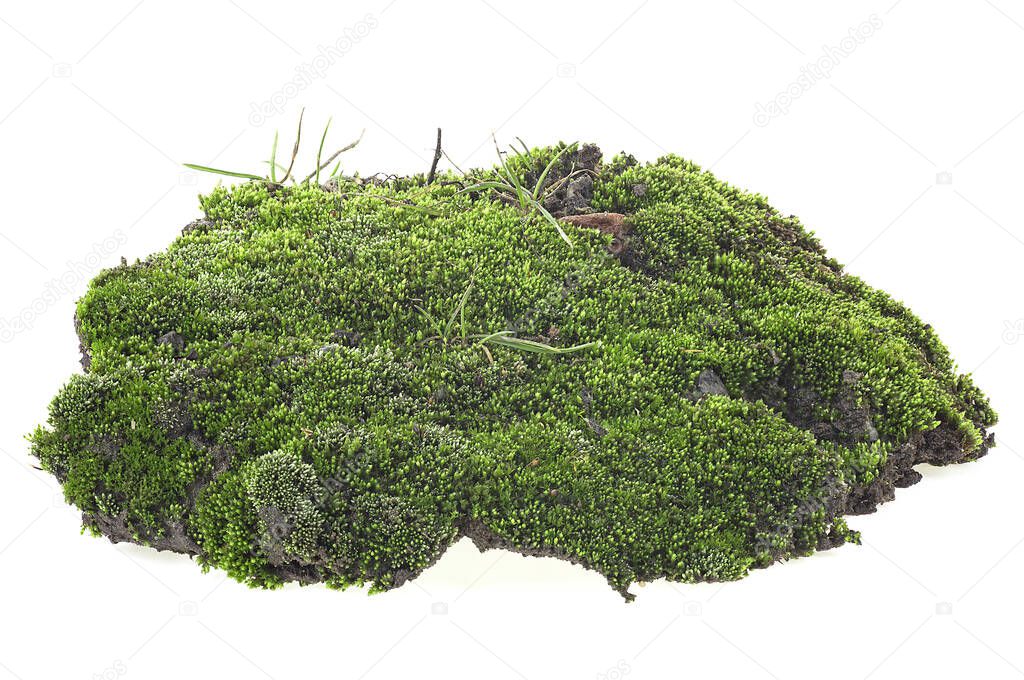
[1,2,1022,678]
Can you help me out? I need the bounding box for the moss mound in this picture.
[30,143,996,599]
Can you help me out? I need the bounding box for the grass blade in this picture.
[458,181,514,194]
[413,304,443,338]
[302,129,364,184]
[314,117,332,185]
[183,163,264,181]
[513,137,532,158]
[280,107,305,183]
[269,130,279,183]
[532,143,576,202]
[475,330,600,355]
[262,160,289,175]
[345,191,443,215]
[444,279,474,338]
[536,202,573,248]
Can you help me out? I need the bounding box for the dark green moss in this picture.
[30,143,996,599]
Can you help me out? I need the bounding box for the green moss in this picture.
[29,143,996,599]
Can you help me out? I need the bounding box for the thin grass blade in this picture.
[458,181,513,194]
[269,131,279,183]
[183,164,264,181]
[532,143,576,201]
[413,304,443,338]
[280,107,305,183]
[536,202,574,248]
[444,279,474,338]
[302,129,364,184]
[314,117,332,185]
[475,330,600,354]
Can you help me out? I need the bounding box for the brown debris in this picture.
[561,212,632,257]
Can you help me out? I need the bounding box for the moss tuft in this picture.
[29,142,996,598]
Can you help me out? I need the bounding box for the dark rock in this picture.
[332,329,362,347]
[537,143,602,217]
[560,173,594,214]
[692,369,729,399]
[156,331,186,354]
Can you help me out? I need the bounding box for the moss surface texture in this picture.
[30,143,997,600]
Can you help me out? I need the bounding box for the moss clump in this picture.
[30,142,996,599]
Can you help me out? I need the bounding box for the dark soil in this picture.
[537,143,603,217]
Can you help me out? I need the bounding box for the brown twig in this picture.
[302,129,365,184]
[441,149,466,176]
[280,107,305,184]
[427,127,442,184]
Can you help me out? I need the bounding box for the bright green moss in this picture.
[30,143,996,599]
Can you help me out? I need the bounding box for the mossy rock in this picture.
[29,142,997,600]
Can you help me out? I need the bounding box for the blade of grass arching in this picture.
[441,149,467,176]
[475,330,601,354]
[489,335,601,354]
[494,154,527,210]
[262,160,290,176]
[535,201,574,248]
[510,173,528,210]
[491,132,504,160]
[413,304,444,339]
[458,185,519,210]
[347,192,443,215]
[460,294,468,341]
[314,117,332,185]
[513,137,532,159]
[393,201,442,216]
[493,137,528,208]
[269,130,279,183]
[280,107,305,183]
[329,161,342,178]
[444,279,474,338]
[458,181,514,194]
[532,143,576,201]
[471,330,514,343]
[183,164,265,181]
[458,181,519,206]
[302,129,364,184]
[497,149,531,211]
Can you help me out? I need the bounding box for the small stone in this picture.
[156,331,186,354]
[692,369,729,399]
